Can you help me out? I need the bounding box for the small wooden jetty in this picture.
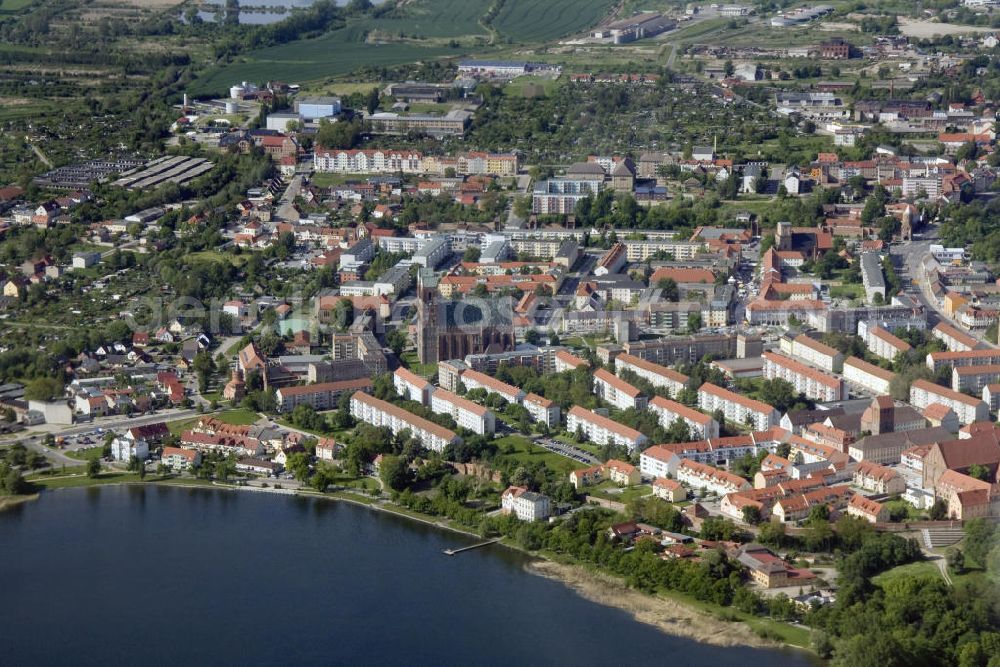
[443,538,500,556]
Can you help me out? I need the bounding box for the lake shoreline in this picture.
[33,480,811,655]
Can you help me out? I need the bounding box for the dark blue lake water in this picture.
[0,486,815,666]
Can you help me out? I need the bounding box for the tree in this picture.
[664,418,691,444]
[968,463,990,481]
[24,377,63,402]
[741,505,762,525]
[379,454,411,492]
[386,328,408,356]
[656,277,679,301]
[946,547,966,574]
[86,458,101,478]
[687,312,702,334]
[929,498,948,520]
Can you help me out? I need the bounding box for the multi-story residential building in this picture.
[594,243,627,276]
[847,494,889,523]
[865,325,911,362]
[614,353,689,397]
[532,178,602,215]
[648,396,719,440]
[313,148,423,174]
[374,264,413,298]
[412,237,451,269]
[621,334,755,367]
[859,252,886,304]
[523,393,560,428]
[698,382,780,430]
[605,459,641,486]
[566,406,649,452]
[762,352,846,401]
[853,460,906,495]
[787,334,844,373]
[500,486,551,521]
[111,436,148,463]
[746,298,828,326]
[459,369,526,405]
[652,478,686,502]
[983,383,1000,411]
[554,349,590,373]
[927,349,1000,373]
[376,235,423,254]
[393,367,435,406]
[592,368,647,411]
[430,387,495,435]
[773,486,852,523]
[367,110,472,137]
[622,239,703,262]
[910,379,990,425]
[350,391,461,452]
[640,444,679,480]
[932,322,984,353]
[953,364,1000,394]
[275,378,374,413]
[569,464,604,489]
[676,459,751,496]
[161,446,200,471]
[842,356,895,396]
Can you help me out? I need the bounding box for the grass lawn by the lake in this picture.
[29,471,142,490]
[495,435,577,474]
[65,446,104,462]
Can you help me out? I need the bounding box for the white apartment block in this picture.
[648,396,719,440]
[459,369,526,405]
[952,364,1000,393]
[614,353,689,397]
[865,326,911,362]
[501,487,551,522]
[554,349,589,373]
[593,368,647,411]
[377,235,423,254]
[932,322,983,353]
[698,382,779,431]
[350,391,461,452]
[762,352,845,402]
[111,436,148,463]
[676,459,751,496]
[787,334,844,373]
[524,393,560,428]
[640,445,680,479]
[412,237,451,269]
[394,367,435,406]
[430,387,495,435]
[843,356,895,396]
[927,349,1000,373]
[623,240,703,262]
[909,379,989,425]
[313,148,423,174]
[566,406,648,452]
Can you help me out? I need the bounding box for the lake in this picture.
[193,0,389,24]
[0,486,815,666]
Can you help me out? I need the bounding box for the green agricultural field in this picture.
[347,0,492,40]
[493,0,616,42]
[191,33,460,96]
[0,0,34,12]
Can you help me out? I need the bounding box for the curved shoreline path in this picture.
[0,486,815,667]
